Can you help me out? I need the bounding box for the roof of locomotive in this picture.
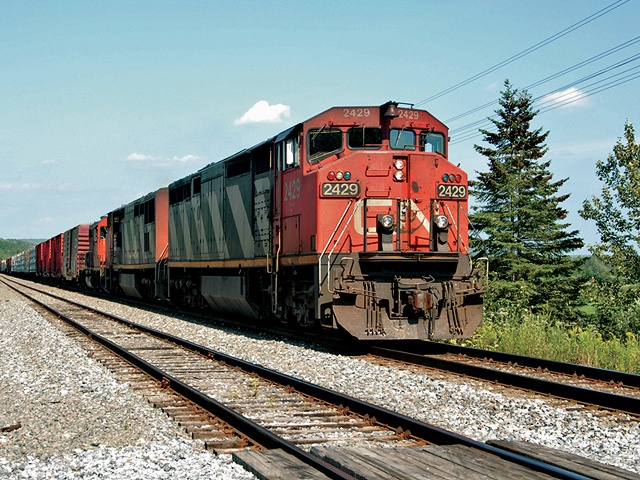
[302,102,449,133]
[179,102,449,184]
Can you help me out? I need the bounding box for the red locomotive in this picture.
[5,102,483,340]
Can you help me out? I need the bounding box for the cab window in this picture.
[277,137,300,170]
[308,127,342,164]
[347,127,382,149]
[390,129,416,150]
[420,131,445,155]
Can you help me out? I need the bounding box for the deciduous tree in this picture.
[580,121,640,281]
[580,121,640,335]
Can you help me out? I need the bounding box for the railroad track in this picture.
[3,275,624,479]
[367,340,640,418]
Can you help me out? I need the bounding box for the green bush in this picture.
[468,309,640,374]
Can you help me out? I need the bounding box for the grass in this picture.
[464,311,640,374]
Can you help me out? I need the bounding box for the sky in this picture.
[1,1,639,254]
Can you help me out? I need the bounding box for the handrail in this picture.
[318,199,362,291]
[442,201,467,254]
[158,243,169,261]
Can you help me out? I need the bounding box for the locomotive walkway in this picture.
[4,276,632,479]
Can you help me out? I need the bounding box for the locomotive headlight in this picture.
[394,159,405,170]
[379,214,394,231]
[435,215,449,229]
[393,170,405,181]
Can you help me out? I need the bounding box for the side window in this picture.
[307,127,342,164]
[347,127,382,149]
[390,129,416,150]
[276,138,299,171]
[420,131,446,155]
[192,176,201,195]
[285,137,299,169]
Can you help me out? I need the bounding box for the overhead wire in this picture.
[449,67,640,146]
[444,35,640,124]
[448,51,640,145]
[413,0,630,107]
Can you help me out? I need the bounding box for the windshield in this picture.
[308,127,342,164]
[420,131,445,155]
[347,127,382,149]
[390,129,416,150]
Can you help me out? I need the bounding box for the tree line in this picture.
[0,239,39,262]
[470,80,640,338]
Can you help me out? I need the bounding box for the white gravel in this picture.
[2,277,640,476]
[0,283,255,480]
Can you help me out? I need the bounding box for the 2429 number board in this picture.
[321,182,360,197]
[437,184,467,199]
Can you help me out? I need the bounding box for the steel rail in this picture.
[4,279,591,480]
[369,343,640,415]
[3,281,355,480]
[398,340,640,387]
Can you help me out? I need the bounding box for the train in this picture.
[2,102,483,340]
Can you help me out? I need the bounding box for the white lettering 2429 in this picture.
[284,179,301,202]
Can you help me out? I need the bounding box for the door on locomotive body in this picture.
[272,126,304,257]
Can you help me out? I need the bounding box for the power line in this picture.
[414,0,630,107]
[444,36,640,124]
[449,71,640,146]
[448,52,640,143]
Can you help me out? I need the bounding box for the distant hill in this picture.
[0,238,43,260]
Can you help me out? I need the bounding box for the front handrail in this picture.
[318,199,362,292]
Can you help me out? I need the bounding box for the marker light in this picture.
[327,171,336,181]
[335,171,344,180]
[344,171,352,180]
[443,174,449,182]
[455,174,462,182]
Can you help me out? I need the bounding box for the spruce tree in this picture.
[470,80,583,317]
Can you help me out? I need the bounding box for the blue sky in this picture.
[1,1,639,254]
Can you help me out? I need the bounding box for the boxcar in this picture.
[62,224,90,282]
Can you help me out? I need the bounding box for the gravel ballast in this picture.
[0,283,255,479]
[2,278,639,476]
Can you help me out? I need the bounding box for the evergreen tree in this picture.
[470,80,583,317]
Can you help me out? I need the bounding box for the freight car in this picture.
[81,102,483,340]
[37,233,64,278]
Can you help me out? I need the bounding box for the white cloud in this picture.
[0,182,40,192]
[540,87,591,109]
[127,152,160,162]
[32,216,55,226]
[125,153,203,168]
[234,100,291,125]
[483,82,500,93]
[552,140,614,158]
